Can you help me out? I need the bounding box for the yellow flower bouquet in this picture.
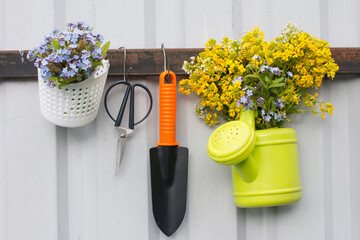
[179,23,339,129]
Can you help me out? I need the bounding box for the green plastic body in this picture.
[207,110,302,208]
[232,127,302,208]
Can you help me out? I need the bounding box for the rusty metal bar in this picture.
[0,48,359,81]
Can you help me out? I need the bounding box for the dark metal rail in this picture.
[0,48,359,81]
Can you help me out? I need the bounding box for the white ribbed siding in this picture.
[0,0,360,239]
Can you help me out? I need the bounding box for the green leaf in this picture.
[58,77,77,88]
[272,77,284,84]
[279,86,292,96]
[52,39,60,50]
[267,96,273,109]
[245,74,261,80]
[95,42,101,48]
[101,41,110,57]
[268,82,286,89]
[77,39,85,52]
[264,75,271,84]
[92,61,102,68]
[262,87,270,99]
[48,76,58,81]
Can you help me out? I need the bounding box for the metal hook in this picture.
[161,43,170,82]
[127,67,133,80]
[119,47,127,81]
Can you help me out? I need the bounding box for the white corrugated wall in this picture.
[0,0,360,239]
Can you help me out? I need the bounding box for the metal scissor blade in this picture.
[115,127,133,176]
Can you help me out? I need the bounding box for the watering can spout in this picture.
[233,110,258,183]
[207,110,259,183]
[234,154,258,183]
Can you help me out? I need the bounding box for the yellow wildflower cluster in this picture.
[272,27,338,89]
[179,23,338,129]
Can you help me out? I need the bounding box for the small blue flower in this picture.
[245,100,253,111]
[232,76,243,84]
[27,50,35,61]
[64,49,71,56]
[58,54,66,62]
[274,113,282,122]
[34,58,41,68]
[257,97,264,106]
[270,67,282,76]
[37,45,48,55]
[41,66,51,78]
[76,61,84,69]
[236,100,241,108]
[260,65,270,73]
[70,33,79,43]
[60,67,76,79]
[278,98,285,108]
[46,81,56,88]
[68,69,76,78]
[48,52,59,63]
[86,35,97,46]
[252,55,260,61]
[246,89,253,96]
[286,71,293,78]
[81,59,92,70]
[261,109,266,116]
[77,21,91,31]
[269,110,274,116]
[81,50,91,59]
[69,63,79,72]
[264,115,271,122]
[92,47,103,59]
[240,96,248,104]
[64,33,71,41]
[49,29,59,38]
[69,43,78,49]
[260,65,266,73]
[60,67,70,79]
[42,59,49,66]
[67,22,75,29]
[85,70,92,78]
[97,34,104,43]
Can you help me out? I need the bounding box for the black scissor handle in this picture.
[130,83,153,128]
[104,80,132,127]
[104,81,153,129]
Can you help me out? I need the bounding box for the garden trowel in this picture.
[149,70,189,237]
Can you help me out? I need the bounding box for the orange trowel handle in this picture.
[156,71,180,146]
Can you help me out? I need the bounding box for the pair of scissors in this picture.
[104,80,153,175]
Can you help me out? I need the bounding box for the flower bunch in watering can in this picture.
[27,22,110,88]
[179,23,339,129]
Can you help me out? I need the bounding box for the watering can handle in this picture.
[240,109,255,129]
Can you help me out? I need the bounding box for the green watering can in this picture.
[207,110,302,208]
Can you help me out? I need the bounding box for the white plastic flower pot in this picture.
[38,60,110,128]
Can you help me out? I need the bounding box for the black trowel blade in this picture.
[149,145,189,237]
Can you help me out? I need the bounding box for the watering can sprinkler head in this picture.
[207,110,258,183]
